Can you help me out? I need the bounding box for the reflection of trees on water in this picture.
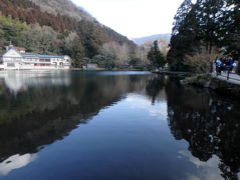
[145,75,166,104]
[166,77,240,180]
[1,72,239,179]
[0,72,152,163]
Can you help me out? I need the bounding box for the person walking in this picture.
[215,58,222,76]
[228,57,235,72]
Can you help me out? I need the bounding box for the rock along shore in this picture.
[181,74,240,99]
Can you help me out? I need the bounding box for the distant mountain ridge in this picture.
[133,34,171,45]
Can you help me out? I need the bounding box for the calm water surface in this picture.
[0,71,239,180]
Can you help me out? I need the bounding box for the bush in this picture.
[184,52,221,73]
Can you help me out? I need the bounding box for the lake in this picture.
[0,71,239,180]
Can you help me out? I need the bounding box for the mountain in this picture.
[133,34,171,45]
[0,0,137,68]
[133,34,171,57]
[30,0,94,21]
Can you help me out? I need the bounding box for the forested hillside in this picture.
[30,0,95,21]
[0,0,139,68]
[167,0,240,72]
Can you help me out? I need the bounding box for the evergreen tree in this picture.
[147,41,166,69]
[167,0,225,71]
[168,1,200,71]
[194,0,224,54]
[219,0,240,57]
[69,38,85,67]
[172,0,193,36]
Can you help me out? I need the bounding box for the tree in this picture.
[23,24,60,54]
[219,0,240,58]
[172,0,193,36]
[70,38,85,67]
[62,32,85,67]
[0,13,27,47]
[167,0,199,71]
[91,53,115,69]
[101,41,132,67]
[194,0,224,54]
[167,0,223,71]
[147,41,166,69]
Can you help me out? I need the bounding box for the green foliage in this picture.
[128,57,146,70]
[129,58,141,67]
[91,54,115,69]
[218,0,240,57]
[0,14,27,47]
[62,36,86,67]
[22,24,61,54]
[172,0,193,36]
[168,0,200,71]
[168,0,240,72]
[147,41,166,69]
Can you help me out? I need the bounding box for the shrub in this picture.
[183,52,221,73]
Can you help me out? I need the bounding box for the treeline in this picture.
[167,0,240,72]
[0,0,141,69]
[0,0,77,32]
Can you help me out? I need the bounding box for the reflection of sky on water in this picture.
[0,154,37,175]
[122,94,226,180]
[178,150,222,180]
[97,71,151,76]
[0,71,71,94]
[126,93,167,119]
[0,72,239,179]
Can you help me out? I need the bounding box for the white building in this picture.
[0,45,71,70]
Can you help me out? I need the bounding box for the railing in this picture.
[216,70,240,81]
[212,61,239,81]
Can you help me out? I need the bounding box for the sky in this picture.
[71,0,184,39]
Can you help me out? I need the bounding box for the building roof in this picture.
[1,45,69,60]
[21,53,39,59]
[38,55,65,59]
[14,47,26,52]
[1,46,21,56]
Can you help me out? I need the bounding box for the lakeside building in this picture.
[0,44,71,70]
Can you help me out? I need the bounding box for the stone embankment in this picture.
[181,73,240,98]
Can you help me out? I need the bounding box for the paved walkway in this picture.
[211,72,240,85]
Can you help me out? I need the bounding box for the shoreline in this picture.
[181,73,240,99]
[152,70,191,76]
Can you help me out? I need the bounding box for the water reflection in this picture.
[126,93,167,119]
[166,77,240,179]
[0,71,153,167]
[178,151,223,180]
[0,72,239,179]
[0,154,37,175]
[146,75,166,104]
[0,71,71,94]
